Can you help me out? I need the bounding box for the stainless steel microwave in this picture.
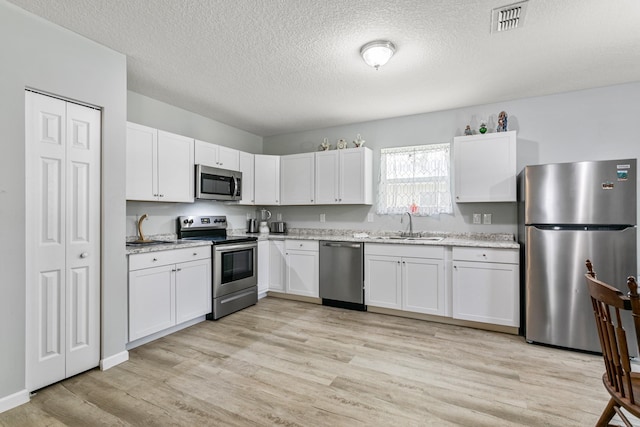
[195,164,242,201]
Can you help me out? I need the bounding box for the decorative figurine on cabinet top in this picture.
[353,133,365,147]
[479,122,487,134]
[337,138,348,149]
[497,111,508,132]
[320,137,331,151]
[464,125,473,136]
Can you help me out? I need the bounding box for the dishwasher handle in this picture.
[321,242,362,249]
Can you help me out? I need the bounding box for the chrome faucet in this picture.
[402,211,414,237]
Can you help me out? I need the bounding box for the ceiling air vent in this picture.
[492,1,528,33]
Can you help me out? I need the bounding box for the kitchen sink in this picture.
[126,240,176,246]
[402,236,445,242]
[370,236,444,242]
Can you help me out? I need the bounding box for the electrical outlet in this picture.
[320,213,326,223]
[473,213,481,224]
[367,213,374,222]
[483,213,492,224]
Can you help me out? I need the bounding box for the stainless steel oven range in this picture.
[177,215,258,320]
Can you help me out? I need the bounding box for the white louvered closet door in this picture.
[25,91,101,391]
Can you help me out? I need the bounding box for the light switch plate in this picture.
[483,213,492,224]
[473,213,481,224]
[320,213,326,223]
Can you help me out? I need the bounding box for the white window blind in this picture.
[376,143,452,216]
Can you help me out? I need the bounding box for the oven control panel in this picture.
[178,215,227,230]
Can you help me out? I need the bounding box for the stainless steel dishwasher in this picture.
[319,241,366,311]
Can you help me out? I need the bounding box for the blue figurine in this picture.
[497,111,508,132]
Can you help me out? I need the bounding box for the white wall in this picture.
[263,83,640,237]
[128,91,262,153]
[0,0,127,405]
[126,92,264,236]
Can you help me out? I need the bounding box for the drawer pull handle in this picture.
[152,258,158,262]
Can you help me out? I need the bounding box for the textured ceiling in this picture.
[8,0,640,136]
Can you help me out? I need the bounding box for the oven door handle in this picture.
[214,242,257,252]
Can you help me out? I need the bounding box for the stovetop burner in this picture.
[177,215,257,245]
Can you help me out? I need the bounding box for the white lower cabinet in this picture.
[257,240,270,296]
[285,240,319,297]
[128,246,211,342]
[365,244,445,316]
[269,240,286,292]
[452,247,519,327]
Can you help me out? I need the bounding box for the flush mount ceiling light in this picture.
[360,40,396,70]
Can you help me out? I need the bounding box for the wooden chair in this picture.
[585,259,640,426]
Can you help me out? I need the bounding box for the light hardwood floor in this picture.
[0,297,624,426]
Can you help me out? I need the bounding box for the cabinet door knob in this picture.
[176,268,182,272]
[153,258,158,262]
[159,194,164,197]
[193,252,198,256]
[80,252,89,259]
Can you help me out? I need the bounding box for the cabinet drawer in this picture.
[365,243,444,259]
[285,240,319,251]
[129,245,211,270]
[452,247,518,264]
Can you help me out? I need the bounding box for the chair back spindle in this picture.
[584,259,640,426]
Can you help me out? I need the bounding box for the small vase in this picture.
[479,124,487,134]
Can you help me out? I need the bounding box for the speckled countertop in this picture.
[125,234,212,255]
[126,229,518,255]
[237,228,519,249]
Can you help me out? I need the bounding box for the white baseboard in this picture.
[100,350,129,371]
[126,316,205,351]
[0,389,30,414]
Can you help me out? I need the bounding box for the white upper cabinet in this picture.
[157,130,195,202]
[315,147,372,205]
[238,151,255,205]
[126,122,194,203]
[254,154,280,205]
[126,122,156,201]
[453,131,516,202]
[280,153,315,205]
[195,139,240,171]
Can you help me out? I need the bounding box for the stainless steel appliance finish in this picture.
[195,164,242,201]
[319,241,366,310]
[519,159,637,353]
[177,215,258,320]
[269,221,286,234]
[247,219,259,233]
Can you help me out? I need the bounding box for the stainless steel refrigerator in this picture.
[518,158,637,353]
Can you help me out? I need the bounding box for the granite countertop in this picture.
[125,236,212,255]
[237,228,519,249]
[125,229,519,255]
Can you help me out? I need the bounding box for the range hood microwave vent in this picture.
[492,1,528,33]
